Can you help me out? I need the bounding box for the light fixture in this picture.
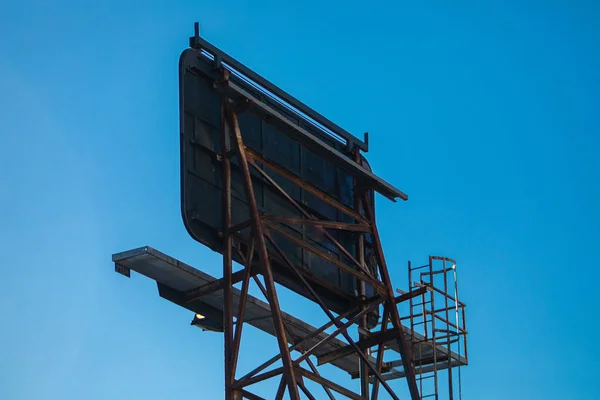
[190,312,223,332]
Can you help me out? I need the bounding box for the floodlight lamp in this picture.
[190,312,223,333]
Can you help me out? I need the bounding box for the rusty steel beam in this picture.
[249,159,374,279]
[234,307,354,387]
[353,149,370,400]
[263,220,385,293]
[317,327,403,366]
[185,268,251,302]
[231,239,254,376]
[295,368,363,400]
[221,88,236,400]
[393,286,429,304]
[264,230,402,400]
[425,285,466,307]
[294,300,382,366]
[224,219,253,235]
[444,257,453,400]
[228,105,300,400]
[371,306,389,400]
[245,267,336,400]
[234,367,284,389]
[430,255,457,264]
[233,230,359,304]
[245,147,369,224]
[275,377,286,400]
[305,357,336,400]
[262,215,371,232]
[243,241,388,400]
[427,312,467,334]
[298,381,317,400]
[362,192,420,400]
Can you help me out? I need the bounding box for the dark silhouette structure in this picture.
[112,23,468,400]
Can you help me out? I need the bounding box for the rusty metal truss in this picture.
[203,69,418,399]
[112,23,470,400]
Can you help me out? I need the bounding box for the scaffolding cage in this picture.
[405,257,468,400]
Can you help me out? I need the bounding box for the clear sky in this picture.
[1,1,599,399]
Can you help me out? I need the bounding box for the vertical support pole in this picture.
[220,75,235,400]
[227,102,301,400]
[354,151,370,400]
[408,261,420,396]
[231,239,254,376]
[362,193,421,400]
[444,260,454,400]
[429,257,438,400]
[408,261,415,359]
[249,269,336,400]
[371,305,389,400]
[462,306,468,362]
[455,265,465,400]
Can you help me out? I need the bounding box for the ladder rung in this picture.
[412,320,431,326]
[413,301,431,306]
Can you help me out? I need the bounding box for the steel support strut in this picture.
[231,239,254,376]
[246,143,418,398]
[248,272,336,400]
[225,97,301,400]
[178,24,469,400]
[264,231,402,400]
[246,158,375,280]
[217,68,420,399]
[371,306,389,399]
[354,150,370,400]
[362,192,421,400]
[251,147,420,398]
[220,88,237,400]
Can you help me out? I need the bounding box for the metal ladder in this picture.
[407,257,467,400]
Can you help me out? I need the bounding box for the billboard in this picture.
[179,38,407,326]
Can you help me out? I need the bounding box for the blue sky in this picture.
[1,1,599,399]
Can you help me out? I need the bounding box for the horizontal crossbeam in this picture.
[185,268,252,302]
[244,147,370,224]
[317,327,402,366]
[296,367,363,400]
[264,220,386,293]
[262,215,371,232]
[394,286,428,304]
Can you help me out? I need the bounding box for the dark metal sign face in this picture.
[178,42,403,323]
